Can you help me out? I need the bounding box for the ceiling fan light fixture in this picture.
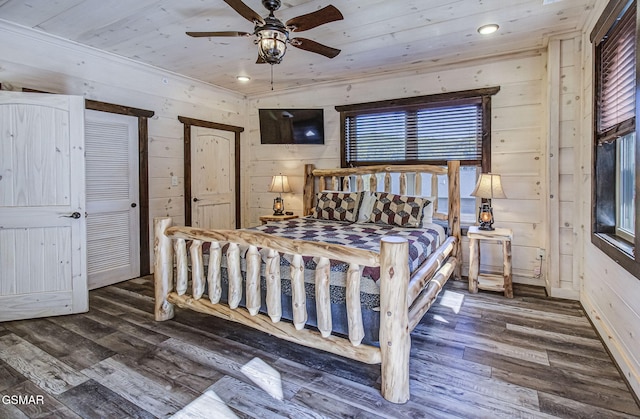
[236,75,251,82]
[478,24,499,35]
[257,28,288,65]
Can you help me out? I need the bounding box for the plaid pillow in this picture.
[314,192,362,222]
[369,193,430,228]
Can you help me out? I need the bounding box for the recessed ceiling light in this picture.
[236,75,251,82]
[478,24,499,35]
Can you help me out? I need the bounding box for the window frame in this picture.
[335,87,500,224]
[591,0,640,278]
[335,87,500,171]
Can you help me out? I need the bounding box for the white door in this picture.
[191,126,235,229]
[85,110,140,290]
[0,92,87,322]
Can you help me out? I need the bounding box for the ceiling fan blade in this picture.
[186,31,252,37]
[290,37,340,58]
[286,5,343,32]
[223,0,265,25]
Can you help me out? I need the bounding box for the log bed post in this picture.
[303,164,315,216]
[379,236,410,404]
[154,217,175,321]
[447,160,462,279]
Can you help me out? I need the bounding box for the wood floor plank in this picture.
[209,375,329,419]
[410,346,493,377]
[274,356,456,419]
[0,334,88,395]
[0,403,30,419]
[83,307,169,345]
[453,317,611,361]
[48,314,116,341]
[4,318,116,370]
[82,356,199,418]
[410,355,541,410]
[290,386,388,419]
[4,379,83,418]
[412,322,551,365]
[537,391,640,419]
[159,338,303,401]
[460,296,592,327]
[56,379,156,419]
[464,347,640,416]
[134,347,225,393]
[480,310,599,339]
[546,349,623,380]
[0,359,26,393]
[170,388,244,419]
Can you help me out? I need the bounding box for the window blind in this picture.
[598,0,636,138]
[344,103,483,165]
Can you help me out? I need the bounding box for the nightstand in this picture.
[259,214,299,225]
[468,226,513,298]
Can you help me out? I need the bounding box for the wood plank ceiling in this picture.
[0,0,597,96]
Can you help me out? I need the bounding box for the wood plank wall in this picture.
[246,52,550,288]
[546,34,583,300]
[0,21,246,270]
[578,1,640,398]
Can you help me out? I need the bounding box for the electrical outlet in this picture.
[171,176,179,186]
[537,248,546,259]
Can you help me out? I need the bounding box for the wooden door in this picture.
[0,92,87,321]
[85,110,140,290]
[191,126,235,229]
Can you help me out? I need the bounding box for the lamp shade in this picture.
[268,175,292,193]
[471,173,506,199]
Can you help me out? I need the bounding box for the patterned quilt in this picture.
[209,217,444,310]
[254,217,444,279]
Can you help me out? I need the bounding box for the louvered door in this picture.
[85,110,139,289]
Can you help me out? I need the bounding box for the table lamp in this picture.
[268,174,292,215]
[470,173,506,230]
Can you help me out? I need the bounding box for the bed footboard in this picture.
[153,216,427,403]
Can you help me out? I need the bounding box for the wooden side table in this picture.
[468,226,513,298]
[259,214,299,225]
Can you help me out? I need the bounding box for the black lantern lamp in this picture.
[268,174,291,215]
[470,173,507,230]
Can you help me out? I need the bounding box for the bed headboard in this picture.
[302,161,462,269]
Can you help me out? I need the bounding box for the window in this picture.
[591,0,640,277]
[336,87,500,223]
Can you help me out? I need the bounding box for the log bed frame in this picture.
[154,161,461,403]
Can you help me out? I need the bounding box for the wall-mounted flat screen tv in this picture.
[259,108,324,144]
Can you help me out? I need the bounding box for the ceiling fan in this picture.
[187,0,344,65]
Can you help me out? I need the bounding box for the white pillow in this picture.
[422,196,435,224]
[356,191,376,223]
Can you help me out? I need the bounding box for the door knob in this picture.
[193,197,199,202]
[131,203,137,208]
[62,212,82,219]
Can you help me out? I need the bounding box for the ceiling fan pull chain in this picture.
[271,65,274,91]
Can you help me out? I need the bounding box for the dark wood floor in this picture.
[0,277,638,418]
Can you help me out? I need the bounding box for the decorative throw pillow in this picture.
[314,192,363,222]
[369,193,430,227]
